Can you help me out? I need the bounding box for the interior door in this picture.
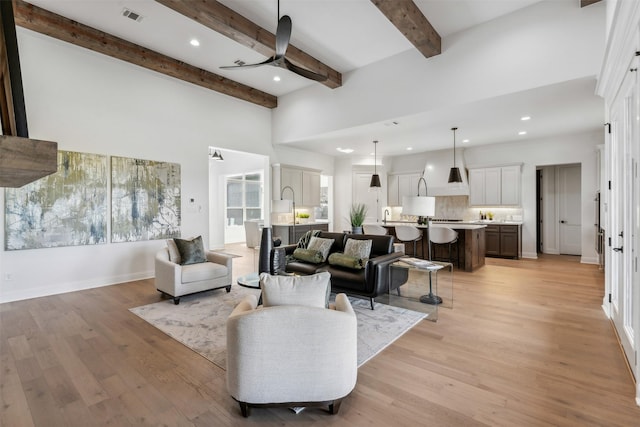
[610,59,637,370]
[353,172,380,223]
[558,165,582,255]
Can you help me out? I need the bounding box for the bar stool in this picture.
[429,227,459,267]
[394,225,423,258]
[363,224,388,235]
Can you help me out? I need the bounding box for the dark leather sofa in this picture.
[270,231,404,309]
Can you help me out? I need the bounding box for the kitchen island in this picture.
[380,222,486,272]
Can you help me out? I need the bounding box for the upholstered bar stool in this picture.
[394,225,423,258]
[363,224,388,235]
[429,227,459,267]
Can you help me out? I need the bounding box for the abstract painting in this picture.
[111,156,181,242]
[4,150,108,250]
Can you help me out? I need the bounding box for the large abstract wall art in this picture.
[111,156,181,242]
[4,150,108,250]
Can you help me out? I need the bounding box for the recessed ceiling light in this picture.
[521,116,531,121]
[273,75,281,82]
[462,139,469,143]
[190,39,200,47]
[518,131,527,135]
[406,147,413,151]
[336,148,354,154]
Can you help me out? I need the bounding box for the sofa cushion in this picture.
[260,272,331,308]
[181,261,228,283]
[174,236,206,265]
[307,236,334,262]
[328,252,366,269]
[344,238,372,260]
[292,248,324,264]
[166,239,181,264]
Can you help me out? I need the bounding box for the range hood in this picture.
[422,148,469,196]
[1,1,57,188]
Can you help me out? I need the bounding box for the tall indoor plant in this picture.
[349,203,368,234]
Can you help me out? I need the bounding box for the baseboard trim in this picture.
[581,256,599,264]
[521,252,538,259]
[0,271,154,303]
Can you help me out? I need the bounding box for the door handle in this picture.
[613,246,623,253]
[560,220,566,224]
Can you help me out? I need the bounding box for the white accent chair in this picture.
[363,224,388,235]
[226,280,357,417]
[155,246,233,305]
[394,225,423,258]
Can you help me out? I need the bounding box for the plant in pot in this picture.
[349,203,368,234]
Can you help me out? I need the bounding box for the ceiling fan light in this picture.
[448,167,462,183]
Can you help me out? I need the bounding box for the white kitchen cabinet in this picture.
[469,165,521,206]
[302,170,321,206]
[278,166,321,207]
[500,165,521,205]
[387,173,421,206]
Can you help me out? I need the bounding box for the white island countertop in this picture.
[376,221,487,230]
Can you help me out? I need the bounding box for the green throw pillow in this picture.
[307,236,334,262]
[328,252,367,270]
[344,238,372,259]
[292,248,324,264]
[173,236,206,265]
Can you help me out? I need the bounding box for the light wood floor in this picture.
[2,246,639,426]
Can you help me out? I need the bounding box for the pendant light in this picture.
[370,140,381,188]
[448,127,462,183]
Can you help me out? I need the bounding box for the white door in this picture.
[610,60,638,370]
[558,165,581,255]
[353,172,380,223]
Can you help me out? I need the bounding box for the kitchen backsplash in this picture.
[388,196,523,222]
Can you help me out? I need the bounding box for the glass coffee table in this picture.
[237,272,260,289]
[377,258,453,322]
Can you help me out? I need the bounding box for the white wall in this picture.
[463,130,602,261]
[273,1,605,144]
[0,29,276,303]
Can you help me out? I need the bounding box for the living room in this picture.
[2,0,640,424]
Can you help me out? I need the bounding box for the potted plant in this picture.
[349,203,368,234]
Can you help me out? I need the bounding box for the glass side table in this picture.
[378,259,453,322]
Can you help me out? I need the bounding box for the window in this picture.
[226,172,263,226]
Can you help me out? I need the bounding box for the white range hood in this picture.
[422,148,469,196]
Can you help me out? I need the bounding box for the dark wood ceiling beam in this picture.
[371,0,440,59]
[580,0,602,7]
[154,0,342,89]
[13,0,277,108]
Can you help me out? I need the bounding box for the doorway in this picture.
[537,164,582,256]
[208,149,270,250]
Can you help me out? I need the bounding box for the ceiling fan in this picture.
[220,3,327,82]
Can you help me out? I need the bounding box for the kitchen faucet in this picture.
[384,209,390,224]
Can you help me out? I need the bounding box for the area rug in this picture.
[130,286,427,369]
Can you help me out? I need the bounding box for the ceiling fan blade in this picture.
[284,58,328,82]
[275,15,292,59]
[220,56,275,70]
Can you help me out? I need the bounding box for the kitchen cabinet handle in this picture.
[613,246,623,253]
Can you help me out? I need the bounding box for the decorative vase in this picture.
[258,226,273,274]
[352,226,363,235]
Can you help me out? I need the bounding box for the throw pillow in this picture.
[328,252,366,269]
[307,236,334,262]
[173,236,206,265]
[344,238,372,260]
[260,271,331,308]
[166,239,181,264]
[292,248,324,264]
[297,229,321,248]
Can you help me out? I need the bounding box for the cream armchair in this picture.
[226,292,358,417]
[155,247,233,305]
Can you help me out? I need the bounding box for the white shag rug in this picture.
[130,285,427,369]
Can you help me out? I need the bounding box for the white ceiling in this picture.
[24,0,604,157]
